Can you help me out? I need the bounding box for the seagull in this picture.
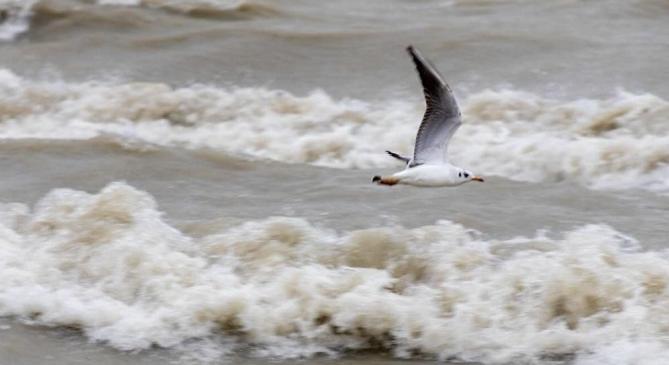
[372,46,484,187]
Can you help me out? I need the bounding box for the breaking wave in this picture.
[0,182,668,364]
[1,68,668,192]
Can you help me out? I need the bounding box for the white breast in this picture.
[392,164,463,187]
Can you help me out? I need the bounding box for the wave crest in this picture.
[96,0,280,19]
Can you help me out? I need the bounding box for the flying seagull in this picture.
[373,46,484,187]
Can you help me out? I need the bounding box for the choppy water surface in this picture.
[0,1,668,364]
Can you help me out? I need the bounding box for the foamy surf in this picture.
[1,68,668,193]
[0,182,668,364]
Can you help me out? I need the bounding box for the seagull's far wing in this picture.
[407,46,462,165]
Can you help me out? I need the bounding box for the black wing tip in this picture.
[405,45,446,91]
[406,45,418,58]
[406,45,429,74]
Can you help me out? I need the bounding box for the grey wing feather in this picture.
[407,46,462,165]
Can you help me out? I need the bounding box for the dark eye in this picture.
[464,172,469,178]
[458,172,461,177]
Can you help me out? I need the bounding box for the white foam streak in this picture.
[1,183,669,363]
[1,69,668,192]
[96,0,251,13]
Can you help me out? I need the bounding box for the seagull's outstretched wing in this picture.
[407,45,462,166]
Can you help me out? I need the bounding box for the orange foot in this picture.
[372,176,399,186]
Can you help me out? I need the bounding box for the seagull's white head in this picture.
[457,169,484,184]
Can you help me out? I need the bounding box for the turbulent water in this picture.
[2,69,669,192]
[0,0,668,364]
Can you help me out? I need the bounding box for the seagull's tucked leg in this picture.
[372,175,400,186]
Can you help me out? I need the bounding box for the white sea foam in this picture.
[96,0,273,16]
[0,0,34,41]
[0,182,668,363]
[1,69,668,192]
